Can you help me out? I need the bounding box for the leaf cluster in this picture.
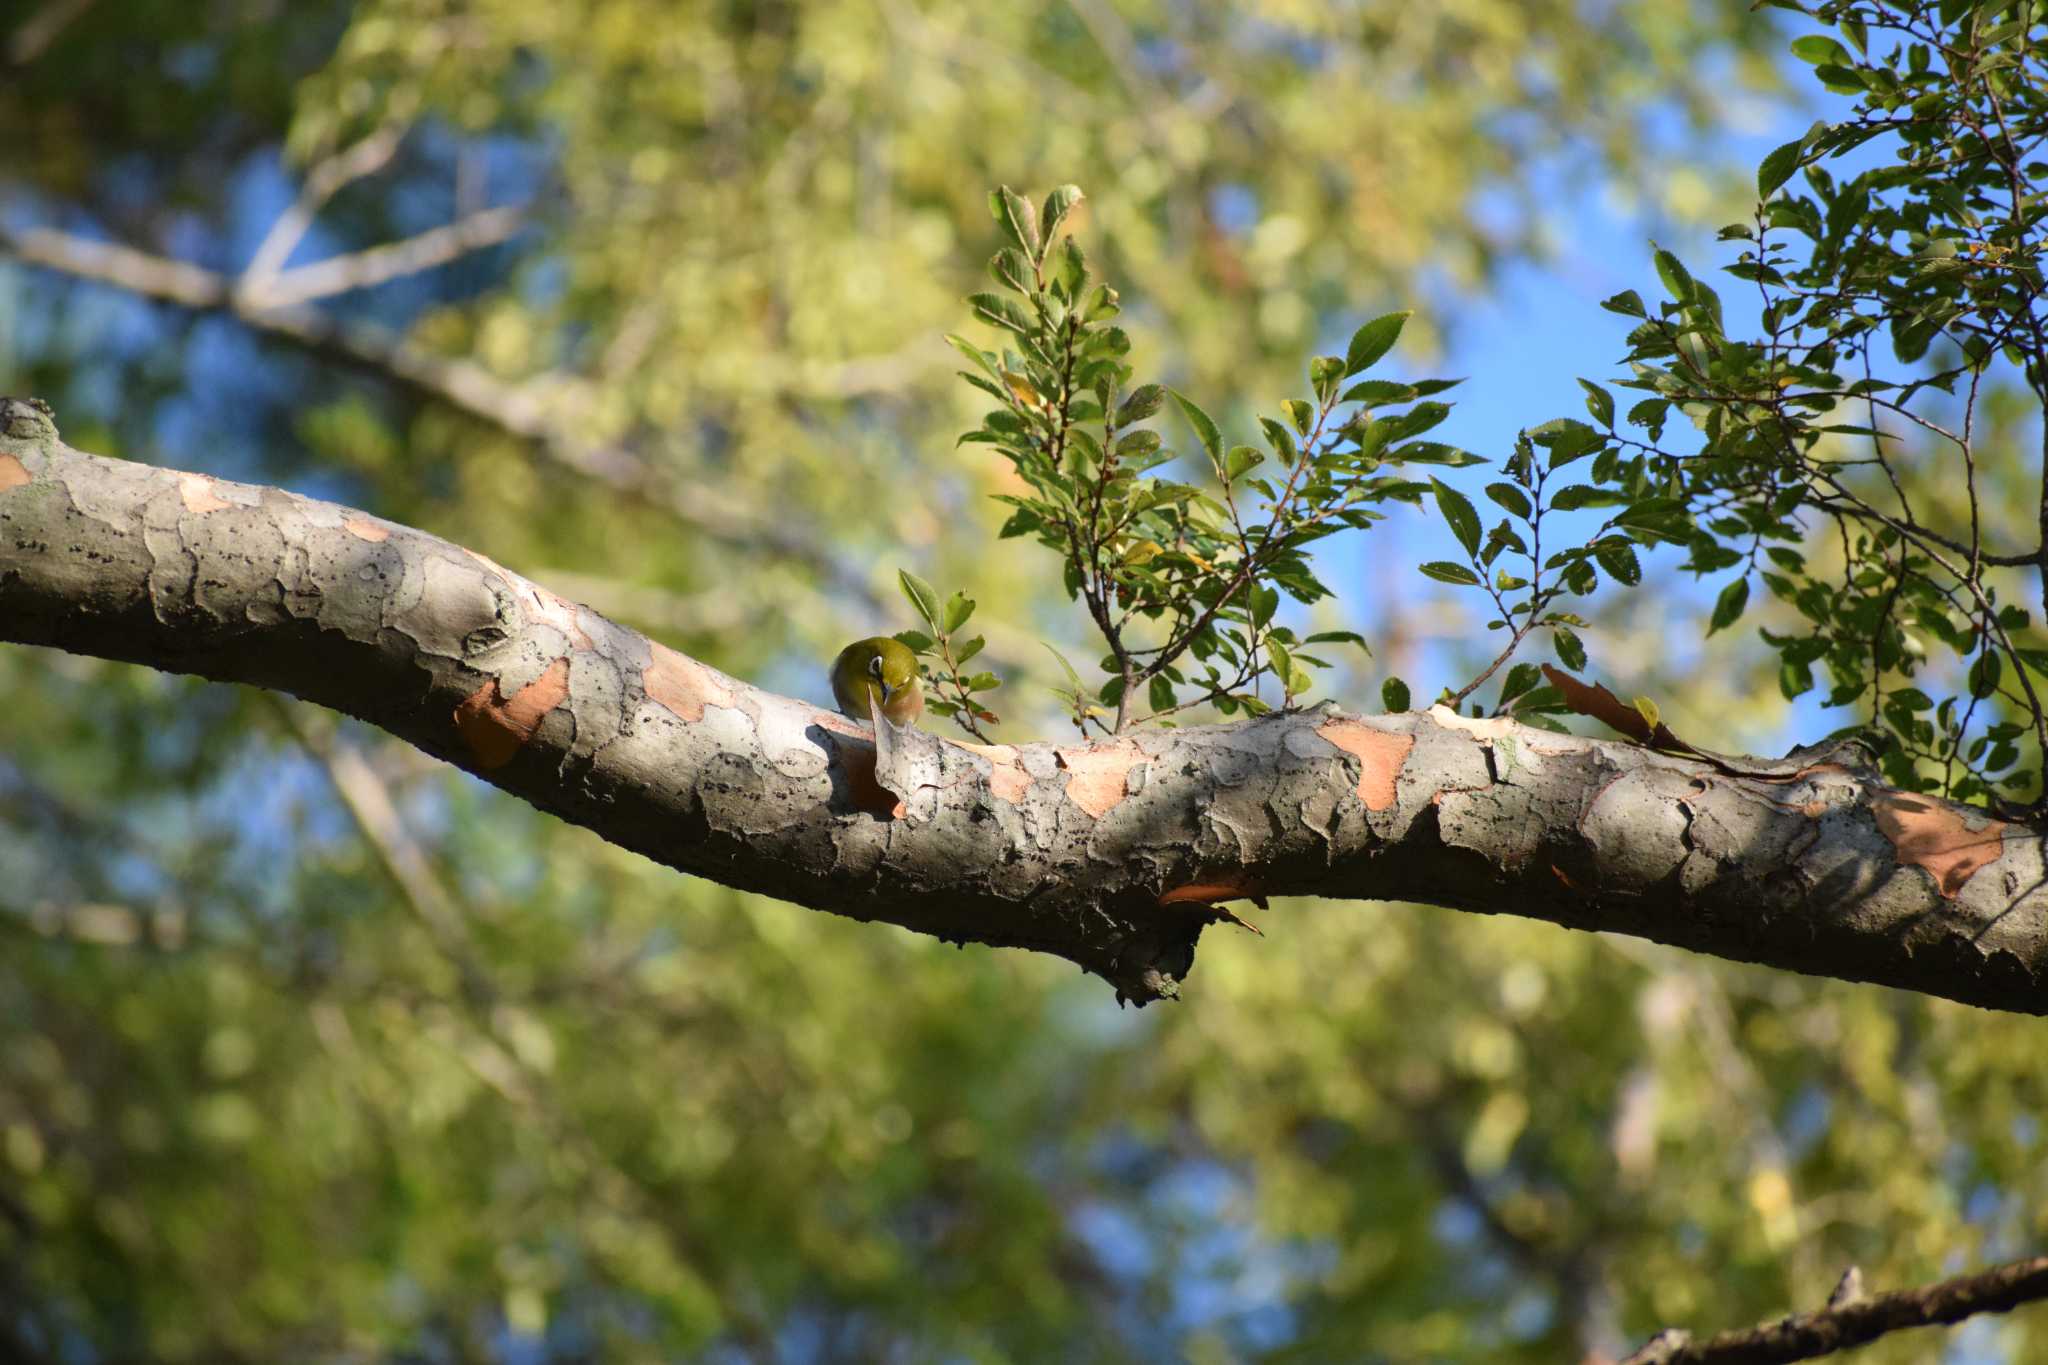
[953,188,1472,731]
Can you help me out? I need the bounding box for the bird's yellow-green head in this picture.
[830,637,924,728]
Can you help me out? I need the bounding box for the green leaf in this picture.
[1757,137,1805,197]
[1652,246,1693,303]
[898,569,942,629]
[1789,34,1850,65]
[1117,384,1165,425]
[943,591,976,634]
[1260,416,1298,461]
[1578,378,1615,428]
[1282,398,1315,434]
[954,635,985,666]
[1040,184,1084,243]
[1593,539,1641,586]
[1601,290,1647,318]
[1419,560,1483,586]
[1484,482,1532,520]
[1225,445,1264,479]
[1056,235,1087,298]
[1344,311,1411,376]
[1552,625,1586,672]
[1707,577,1749,635]
[989,248,1034,294]
[1633,695,1661,730]
[1114,429,1162,459]
[1044,643,1086,693]
[1431,477,1483,557]
[1309,355,1345,401]
[893,629,935,653]
[1339,379,1416,406]
[1499,662,1541,704]
[1266,638,1293,688]
[1148,674,1175,713]
[990,186,1040,258]
[968,292,1034,335]
[1170,389,1224,473]
[1382,676,1411,712]
[944,333,1001,380]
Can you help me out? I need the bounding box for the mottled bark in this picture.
[3,396,2045,1010]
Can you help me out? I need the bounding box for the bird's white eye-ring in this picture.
[868,655,884,677]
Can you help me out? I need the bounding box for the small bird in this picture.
[830,636,925,730]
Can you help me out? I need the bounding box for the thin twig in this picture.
[1618,1253,2048,1365]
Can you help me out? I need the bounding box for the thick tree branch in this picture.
[1619,1254,2048,1365]
[4,397,2048,1009]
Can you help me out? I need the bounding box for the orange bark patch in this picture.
[839,744,906,820]
[0,454,28,491]
[1160,878,1261,907]
[178,473,233,514]
[453,657,571,769]
[1055,741,1143,818]
[1872,794,2007,898]
[1316,719,1413,811]
[986,760,1032,804]
[644,643,732,721]
[342,515,390,542]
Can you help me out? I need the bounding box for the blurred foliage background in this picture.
[2,1,2046,1361]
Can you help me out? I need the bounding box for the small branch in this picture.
[239,123,407,292]
[244,205,527,309]
[0,222,884,612]
[1619,1254,2048,1365]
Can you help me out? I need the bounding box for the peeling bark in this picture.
[3,396,2047,1011]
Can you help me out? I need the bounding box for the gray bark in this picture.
[2,396,2043,1011]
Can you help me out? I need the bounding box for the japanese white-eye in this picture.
[830,637,924,729]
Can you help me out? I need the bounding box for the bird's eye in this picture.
[868,656,884,677]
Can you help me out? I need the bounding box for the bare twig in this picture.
[246,204,527,309]
[238,123,406,293]
[1618,1253,2048,1365]
[0,222,875,604]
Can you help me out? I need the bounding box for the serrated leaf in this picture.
[1593,539,1641,585]
[1652,246,1693,303]
[1117,383,1165,425]
[1344,310,1411,376]
[1339,379,1416,406]
[1419,560,1483,586]
[1260,416,1298,461]
[1601,290,1647,318]
[1552,625,1586,672]
[943,591,976,634]
[1382,676,1411,712]
[1578,378,1615,428]
[899,569,942,629]
[1431,477,1483,557]
[1757,138,1805,197]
